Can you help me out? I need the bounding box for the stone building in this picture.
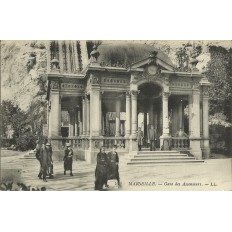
[46,41,210,163]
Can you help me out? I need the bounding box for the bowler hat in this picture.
[46,143,51,146]
[66,143,71,147]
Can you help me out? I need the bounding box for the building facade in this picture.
[46,41,210,163]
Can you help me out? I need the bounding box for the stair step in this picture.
[128,159,204,165]
[135,154,188,158]
[138,151,181,154]
[131,157,195,161]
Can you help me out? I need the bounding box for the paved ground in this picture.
[1,150,232,191]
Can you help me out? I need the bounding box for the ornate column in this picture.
[78,109,82,136]
[202,87,210,158]
[131,91,138,138]
[65,41,71,73]
[49,81,61,137]
[149,101,154,126]
[73,41,80,72]
[189,88,202,159]
[162,92,170,136]
[75,108,78,136]
[99,92,102,136]
[82,96,86,136]
[80,41,89,69]
[86,95,90,136]
[69,110,75,137]
[178,98,183,130]
[115,98,121,137]
[48,80,61,149]
[144,112,147,139]
[160,92,170,150]
[125,92,131,137]
[90,88,101,136]
[188,95,193,136]
[58,41,64,72]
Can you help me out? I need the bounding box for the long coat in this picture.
[148,128,156,141]
[107,151,119,180]
[137,130,143,145]
[40,146,52,175]
[95,152,108,190]
[63,148,73,171]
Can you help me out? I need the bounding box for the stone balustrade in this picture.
[171,137,190,149]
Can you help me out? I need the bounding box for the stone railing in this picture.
[51,136,128,151]
[60,137,90,149]
[171,137,190,149]
[91,137,127,150]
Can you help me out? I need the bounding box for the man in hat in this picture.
[137,127,143,151]
[47,143,53,178]
[63,143,73,176]
[95,146,108,190]
[148,125,157,151]
[40,142,52,182]
[35,140,42,179]
[107,145,121,187]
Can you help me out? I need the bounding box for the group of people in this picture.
[137,125,157,151]
[95,145,120,191]
[35,140,53,182]
[35,140,74,182]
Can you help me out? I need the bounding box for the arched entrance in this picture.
[137,82,163,149]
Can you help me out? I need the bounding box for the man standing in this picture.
[137,127,143,151]
[40,143,52,182]
[63,143,73,176]
[107,145,120,188]
[148,125,156,151]
[95,147,108,190]
[35,140,42,179]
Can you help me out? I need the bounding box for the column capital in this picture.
[202,86,210,99]
[130,90,139,96]
[162,91,169,98]
[51,80,60,90]
[125,91,131,97]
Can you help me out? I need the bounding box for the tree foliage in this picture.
[1,100,27,138]
[1,99,47,150]
[206,46,232,121]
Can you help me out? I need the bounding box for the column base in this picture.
[190,138,202,160]
[202,148,210,159]
[160,134,171,151]
[129,136,138,156]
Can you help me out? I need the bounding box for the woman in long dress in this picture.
[63,143,73,176]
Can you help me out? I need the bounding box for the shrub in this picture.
[15,132,36,151]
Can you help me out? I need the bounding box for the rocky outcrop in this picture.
[1,40,47,111]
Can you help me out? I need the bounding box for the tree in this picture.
[1,100,27,138]
[206,46,232,120]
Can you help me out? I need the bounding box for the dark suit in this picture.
[95,152,108,190]
[107,151,120,185]
[149,128,156,151]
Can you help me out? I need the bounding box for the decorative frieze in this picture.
[101,77,128,85]
[61,83,84,90]
[170,82,191,88]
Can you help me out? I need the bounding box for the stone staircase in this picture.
[127,150,204,166]
[24,150,36,159]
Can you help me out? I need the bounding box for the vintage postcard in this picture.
[1,40,232,191]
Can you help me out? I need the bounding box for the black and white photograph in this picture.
[1,40,232,191]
